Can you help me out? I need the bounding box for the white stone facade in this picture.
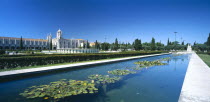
[52,29,87,50]
[0,37,49,50]
[0,29,88,50]
[57,48,99,53]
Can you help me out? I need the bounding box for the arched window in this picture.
[68,42,70,48]
[64,41,66,48]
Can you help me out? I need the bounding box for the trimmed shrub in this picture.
[0,50,5,55]
[0,51,164,69]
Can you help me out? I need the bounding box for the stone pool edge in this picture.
[0,53,170,77]
[178,52,210,102]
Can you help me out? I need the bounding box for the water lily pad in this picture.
[88,74,121,84]
[134,60,167,67]
[20,79,98,101]
[108,69,136,75]
[158,57,171,61]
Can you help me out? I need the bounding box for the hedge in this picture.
[0,51,164,69]
[0,50,5,55]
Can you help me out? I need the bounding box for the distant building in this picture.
[0,29,87,50]
[51,29,87,49]
[0,37,49,50]
[89,42,95,47]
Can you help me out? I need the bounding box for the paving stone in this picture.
[179,52,210,102]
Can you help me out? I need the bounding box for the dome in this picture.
[57,28,62,32]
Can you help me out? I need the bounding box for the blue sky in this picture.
[0,0,210,44]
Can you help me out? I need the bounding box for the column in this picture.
[9,38,11,49]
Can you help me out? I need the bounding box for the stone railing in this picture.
[57,48,99,53]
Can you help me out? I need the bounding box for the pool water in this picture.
[0,54,190,102]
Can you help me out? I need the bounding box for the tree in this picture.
[169,41,172,45]
[193,44,208,51]
[206,33,210,46]
[151,37,156,50]
[114,38,119,51]
[139,39,142,50]
[182,41,184,45]
[133,39,142,50]
[110,43,114,50]
[142,42,151,50]
[101,42,110,51]
[127,42,133,49]
[194,41,197,46]
[87,40,90,48]
[49,40,52,50]
[156,41,164,50]
[20,36,23,50]
[83,41,86,48]
[167,38,170,46]
[95,40,100,49]
[121,42,127,51]
[172,41,179,45]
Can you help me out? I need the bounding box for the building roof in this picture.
[90,42,95,46]
[0,36,47,42]
[75,39,84,40]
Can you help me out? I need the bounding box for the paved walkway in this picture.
[0,53,169,77]
[179,52,210,102]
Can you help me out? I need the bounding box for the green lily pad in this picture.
[20,79,98,101]
[108,69,136,75]
[88,74,121,84]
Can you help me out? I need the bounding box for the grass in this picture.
[198,54,210,67]
[0,54,163,72]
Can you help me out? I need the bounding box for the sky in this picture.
[0,0,210,45]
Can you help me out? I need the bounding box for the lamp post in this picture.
[104,35,107,43]
[174,32,177,45]
[180,37,182,44]
[174,32,177,51]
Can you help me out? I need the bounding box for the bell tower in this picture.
[56,29,62,39]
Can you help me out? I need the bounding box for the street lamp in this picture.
[174,32,177,45]
[180,37,182,44]
[173,32,177,51]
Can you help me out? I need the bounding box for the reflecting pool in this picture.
[0,54,190,102]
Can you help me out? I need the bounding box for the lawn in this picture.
[198,54,210,67]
